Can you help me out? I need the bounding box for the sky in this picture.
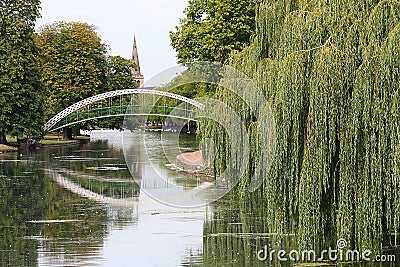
[35,0,188,81]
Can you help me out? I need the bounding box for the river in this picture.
[0,130,398,266]
[0,130,204,267]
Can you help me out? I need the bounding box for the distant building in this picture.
[131,35,144,87]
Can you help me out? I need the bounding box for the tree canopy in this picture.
[36,21,109,116]
[0,0,46,144]
[105,55,137,90]
[0,5,151,140]
[170,0,258,63]
[35,21,110,139]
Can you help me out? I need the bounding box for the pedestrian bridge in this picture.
[43,87,204,132]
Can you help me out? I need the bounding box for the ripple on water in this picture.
[27,219,81,224]
[86,166,127,171]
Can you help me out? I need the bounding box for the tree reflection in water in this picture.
[0,138,140,267]
[202,192,400,267]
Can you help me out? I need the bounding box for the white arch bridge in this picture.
[43,87,205,132]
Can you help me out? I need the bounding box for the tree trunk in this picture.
[62,127,73,140]
[27,138,37,150]
[0,130,8,145]
[73,128,81,137]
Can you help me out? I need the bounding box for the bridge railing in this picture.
[51,104,198,131]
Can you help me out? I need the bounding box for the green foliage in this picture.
[170,0,258,63]
[164,66,217,100]
[170,0,258,99]
[36,21,109,116]
[0,0,46,141]
[200,0,400,255]
[105,55,137,91]
[145,66,217,125]
[96,56,138,129]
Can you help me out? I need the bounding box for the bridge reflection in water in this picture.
[41,130,205,266]
[45,169,139,207]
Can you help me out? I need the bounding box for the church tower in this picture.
[132,35,144,87]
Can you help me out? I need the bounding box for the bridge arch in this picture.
[43,87,204,132]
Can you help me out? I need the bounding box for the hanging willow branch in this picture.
[199,0,400,256]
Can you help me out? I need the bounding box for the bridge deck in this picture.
[43,88,204,132]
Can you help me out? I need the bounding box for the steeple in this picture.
[132,35,141,74]
[131,35,144,87]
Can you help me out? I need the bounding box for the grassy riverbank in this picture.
[39,133,90,146]
[0,144,18,153]
[0,133,90,152]
[0,136,18,153]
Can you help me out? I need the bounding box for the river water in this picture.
[0,130,398,267]
[0,130,204,267]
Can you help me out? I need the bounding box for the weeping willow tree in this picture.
[199,0,400,255]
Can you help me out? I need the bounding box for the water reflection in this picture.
[0,130,204,267]
[0,156,108,267]
[46,169,139,206]
[203,192,400,267]
[2,130,399,266]
[123,130,228,208]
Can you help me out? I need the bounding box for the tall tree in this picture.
[170,0,257,64]
[36,21,108,139]
[0,0,46,145]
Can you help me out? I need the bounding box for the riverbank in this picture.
[0,144,18,153]
[176,151,204,171]
[39,133,90,147]
[176,150,214,182]
[0,135,18,153]
[0,134,90,153]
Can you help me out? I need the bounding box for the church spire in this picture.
[132,35,141,74]
[131,35,144,87]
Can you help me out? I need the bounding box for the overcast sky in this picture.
[36,0,188,81]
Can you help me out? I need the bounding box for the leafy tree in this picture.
[169,0,257,102]
[105,55,137,91]
[96,55,138,130]
[0,0,46,145]
[170,0,257,64]
[36,21,108,139]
